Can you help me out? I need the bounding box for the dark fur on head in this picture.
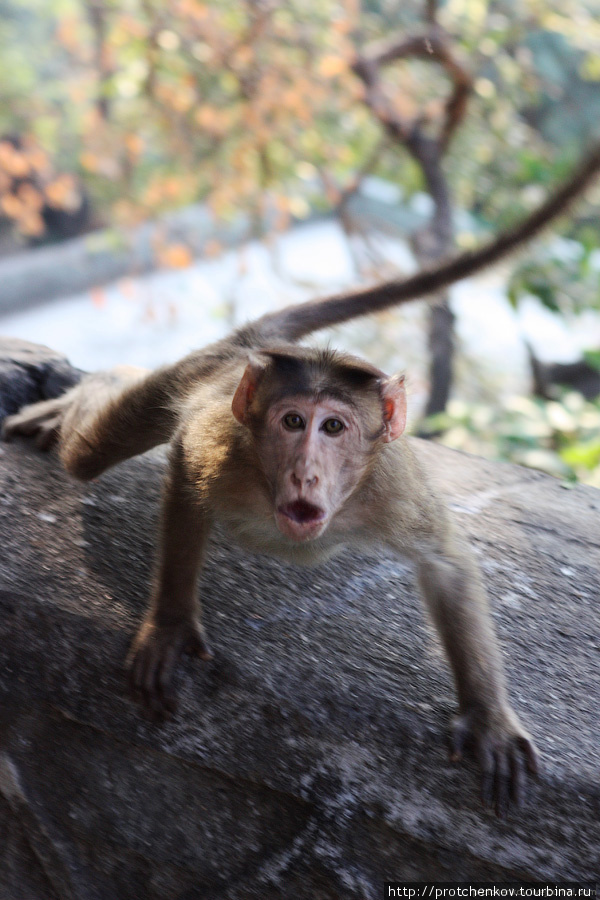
[248,346,388,440]
[257,345,383,399]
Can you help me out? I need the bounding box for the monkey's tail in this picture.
[248,141,600,345]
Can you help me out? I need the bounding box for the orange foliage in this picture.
[194,105,230,137]
[90,287,107,308]
[176,0,209,21]
[4,0,365,239]
[158,243,194,268]
[318,55,348,78]
[203,238,222,258]
[55,16,81,53]
[45,175,79,211]
[124,134,144,159]
[1,194,23,217]
[0,136,85,239]
[17,183,44,211]
[0,141,31,177]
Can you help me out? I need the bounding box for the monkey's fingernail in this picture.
[194,641,213,660]
[523,741,540,776]
[481,775,494,808]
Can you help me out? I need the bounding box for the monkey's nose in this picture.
[291,472,318,489]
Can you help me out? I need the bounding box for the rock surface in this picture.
[0,339,599,898]
[0,337,83,421]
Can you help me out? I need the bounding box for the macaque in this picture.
[5,142,600,814]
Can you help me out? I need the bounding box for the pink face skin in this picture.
[232,360,407,544]
[259,395,374,542]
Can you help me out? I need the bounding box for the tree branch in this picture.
[351,14,474,419]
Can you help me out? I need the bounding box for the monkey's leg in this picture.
[128,440,212,719]
[2,393,71,450]
[414,547,538,815]
[3,365,183,479]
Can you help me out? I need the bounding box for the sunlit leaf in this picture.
[319,55,347,78]
[560,439,600,470]
[90,287,107,308]
[18,209,45,236]
[17,183,44,211]
[546,402,576,433]
[44,175,79,211]
[158,243,194,268]
[1,194,22,217]
[55,15,82,53]
[583,350,600,373]
[512,449,569,477]
[203,238,223,258]
[0,142,30,177]
[124,134,144,158]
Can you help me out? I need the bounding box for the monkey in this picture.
[4,141,600,815]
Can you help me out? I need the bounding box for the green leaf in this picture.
[507,283,520,310]
[583,350,600,373]
[560,439,600,470]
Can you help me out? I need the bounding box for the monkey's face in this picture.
[231,352,408,544]
[256,394,375,542]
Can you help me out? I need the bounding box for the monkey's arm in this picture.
[374,440,538,814]
[3,357,236,479]
[2,366,177,478]
[410,537,538,814]
[128,439,213,718]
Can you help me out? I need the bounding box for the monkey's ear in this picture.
[380,374,407,442]
[232,356,267,425]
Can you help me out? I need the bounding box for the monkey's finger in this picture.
[1,419,13,441]
[142,657,159,701]
[477,744,495,808]
[139,654,168,719]
[157,646,179,714]
[128,644,151,693]
[509,749,525,808]
[128,650,165,720]
[518,736,540,776]
[186,631,213,660]
[128,649,144,694]
[2,419,24,439]
[449,719,469,762]
[34,417,61,451]
[493,752,511,819]
[144,688,170,722]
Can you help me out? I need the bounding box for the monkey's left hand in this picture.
[127,616,213,721]
[450,708,539,817]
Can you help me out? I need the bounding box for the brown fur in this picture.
[4,345,537,814]
[8,139,599,809]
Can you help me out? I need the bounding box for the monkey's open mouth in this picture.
[280,500,326,525]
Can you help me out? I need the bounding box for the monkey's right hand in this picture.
[450,708,539,817]
[127,615,213,720]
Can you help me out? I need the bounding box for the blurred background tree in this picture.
[0,0,599,483]
[2,0,598,234]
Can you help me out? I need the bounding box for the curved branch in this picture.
[353,26,473,152]
[352,56,412,142]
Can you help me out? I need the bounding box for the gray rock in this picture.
[0,337,83,421]
[0,342,599,898]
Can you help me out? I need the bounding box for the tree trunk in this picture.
[407,132,456,420]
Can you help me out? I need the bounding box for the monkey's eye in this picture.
[322,418,344,435]
[283,413,305,430]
